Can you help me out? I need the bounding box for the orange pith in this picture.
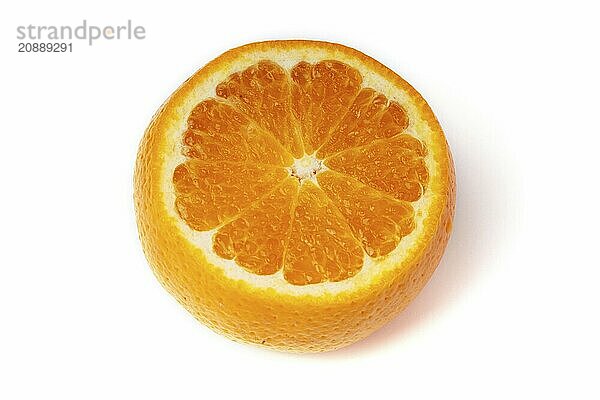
[172,59,428,286]
[134,41,455,352]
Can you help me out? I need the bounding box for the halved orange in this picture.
[134,40,455,352]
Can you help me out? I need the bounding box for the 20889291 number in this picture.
[18,42,72,52]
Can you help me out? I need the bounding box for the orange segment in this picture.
[283,181,364,285]
[290,61,362,154]
[183,99,293,166]
[173,160,287,230]
[213,178,298,275]
[324,134,429,202]
[216,60,303,158]
[318,171,415,258]
[317,88,409,158]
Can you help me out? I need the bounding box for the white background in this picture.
[1,1,599,398]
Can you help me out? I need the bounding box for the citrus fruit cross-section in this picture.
[134,41,455,352]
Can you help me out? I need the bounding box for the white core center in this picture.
[289,154,325,183]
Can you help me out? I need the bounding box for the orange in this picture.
[134,40,455,352]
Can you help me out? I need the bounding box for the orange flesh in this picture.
[172,60,429,285]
